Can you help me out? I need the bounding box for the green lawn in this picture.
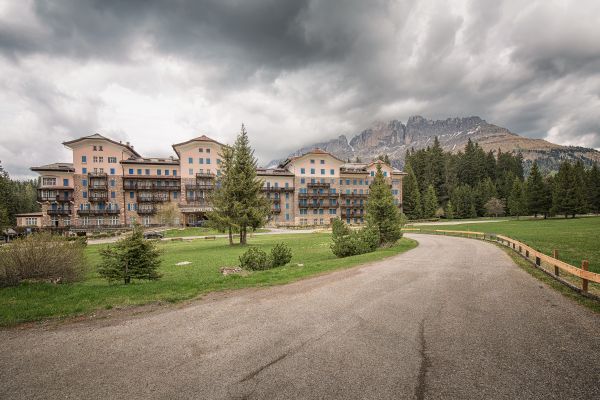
[163,227,269,238]
[0,233,417,326]
[415,217,600,274]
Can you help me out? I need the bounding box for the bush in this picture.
[98,225,162,284]
[271,243,292,267]
[239,247,271,271]
[0,232,85,287]
[331,219,381,258]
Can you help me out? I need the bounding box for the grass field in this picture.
[163,227,269,238]
[415,217,600,274]
[0,233,417,326]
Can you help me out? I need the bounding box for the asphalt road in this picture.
[1,234,599,399]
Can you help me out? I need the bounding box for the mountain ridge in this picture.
[268,116,600,174]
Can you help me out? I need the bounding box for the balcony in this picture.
[307,182,330,189]
[298,192,339,199]
[137,193,170,202]
[196,172,215,178]
[88,192,109,202]
[77,208,120,216]
[137,204,157,214]
[340,193,368,199]
[37,190,74,202]
[271,207,282,214]
[341,210,365,218]
[47,208,72,216]
[88,172,108,178]
[123,179,181,191]
[262,186,295,193]
[302,203,336,209]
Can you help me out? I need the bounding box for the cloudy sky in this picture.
[1,0,599,178]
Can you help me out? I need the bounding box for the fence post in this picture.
[553,249,559,276]
[525,250,529,258]
[535,255,541,267]
[582,260,589,293]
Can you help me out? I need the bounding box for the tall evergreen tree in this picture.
[208,145,237,245]
[573,160,588,214]
[231,125,271,244]
[507,177,527,218]
[552,161,585,218]
[451,184,477,219]
[427,137,446,201]
[587,163,600,214]
[366,164,403,245]
[526,161,546,217]
[422,184,438,218]
[402,163,422,219]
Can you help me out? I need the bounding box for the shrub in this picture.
[331,219,381,258]
[239,247,271,271]
[270,243,292,267]
[0,232,85,287]
[98,225,162,284]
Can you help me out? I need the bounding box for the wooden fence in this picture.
[403,228,600,297]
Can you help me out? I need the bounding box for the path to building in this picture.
[1,234,599,399]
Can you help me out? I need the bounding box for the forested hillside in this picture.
[0,161,39,228]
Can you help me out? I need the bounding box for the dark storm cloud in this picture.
[0,0,599,178]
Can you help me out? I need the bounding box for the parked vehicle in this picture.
[143,231,164,240]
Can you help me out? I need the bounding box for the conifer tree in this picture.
[445,200,455,219]
[450,184,476,218]
[552,161,583,218]
[366,164,403,245]
[402,163,422,219]
[422,184,438,218]
[526,161,546,217]
[587,163,600,214]
[98,225,162,284]
[507,177,527,218]
[208,145,237,244]
[573,160,588,214]
[231,125,271,244]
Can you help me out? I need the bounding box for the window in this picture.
[42,177,56,186]
[108,157,117,163]
[199,148,204,153]
[383,172,388,177]
[199,158,204,164]
[82,168,87,174]
[330,169,334,175]
[110,216,119,225]
[62,178,68,186]
[310,168,315,174]
[346,179,350,185]
[99,156,104,163]
[145,169,150,175]
[173,192,179,199]
[320,160,325,164]
[93,145,97,151]
[300,168,305,174]
[216,159,221,164]
[25,217,37,226]
[300,178,305,184]
[173,170,177,176]
[188,157,193,164]
[82,191,87,199]
[206,158,211,164]
[286,213,290,221]
[206,148,210,153]
[353,179,357,185]
[130,192,134,199]
[82,179,87,187]
[82,155,87,163]
[110,179,116,187]
[110,168,115,175]
[189,168,193,175]
[99,145,103,151]
[310,159,315,164]
[320,169,325,175]
[371,171,375,176]
[111,191,116,199]
[93,156,98,163]
[64,218,71,226]
[137,169,142,175]
[129,168,134,174]
[157,169,162,176]
[165,170,170,176]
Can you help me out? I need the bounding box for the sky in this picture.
[1,0,600,178]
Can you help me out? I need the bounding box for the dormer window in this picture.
[93,145,97,151]
[199,148,204,153]
[99,145,103,151]
[206,148,210,153]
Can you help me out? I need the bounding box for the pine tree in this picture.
[422,184,438,218]
[98,225,162,284]
[445,200,455,219]
[526,161,546,217]
[587,163,600,214]
[207,145,238,244]
[552,161,583,218]
[507,177,527,218]
[474,177,497,217]
[231,125,271,244]
[402,163,422,219]
[365,164,403,245]
[450,184,476,219]
[573,160,588,215]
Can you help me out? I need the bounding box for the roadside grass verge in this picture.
[0,233,417,327]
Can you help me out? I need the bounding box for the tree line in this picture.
[402,138,600,219]
[0,161,40,229]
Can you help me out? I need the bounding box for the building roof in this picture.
[30,163,75,173]
[62,133,141,157]
[171,135,226,157]
[279,148,345,168]
[121,157,180,166]
[256,168,294,177]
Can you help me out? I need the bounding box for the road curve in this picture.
[1,234,599,400]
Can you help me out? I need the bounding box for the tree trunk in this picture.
[240,226,246,245]
[228,226,233,245]
[124,261,129,284]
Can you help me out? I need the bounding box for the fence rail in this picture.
[403,228,600,297]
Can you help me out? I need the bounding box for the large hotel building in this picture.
[22,133,405,232]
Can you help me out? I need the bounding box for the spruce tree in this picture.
[587,163,600,214]
[231,125,271,244]
[422,184,438,218]
[526,161,546,217]
[208,145,238,244]
[450,184,476,219]
[573,160,588,215]
[366,164,403,245]
[507,177,527,218]
[445,201,455,219]
[552,161,581,218]
[98,225,162,284]
[402,163,422,219]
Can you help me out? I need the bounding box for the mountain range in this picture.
[268,116,600,174]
